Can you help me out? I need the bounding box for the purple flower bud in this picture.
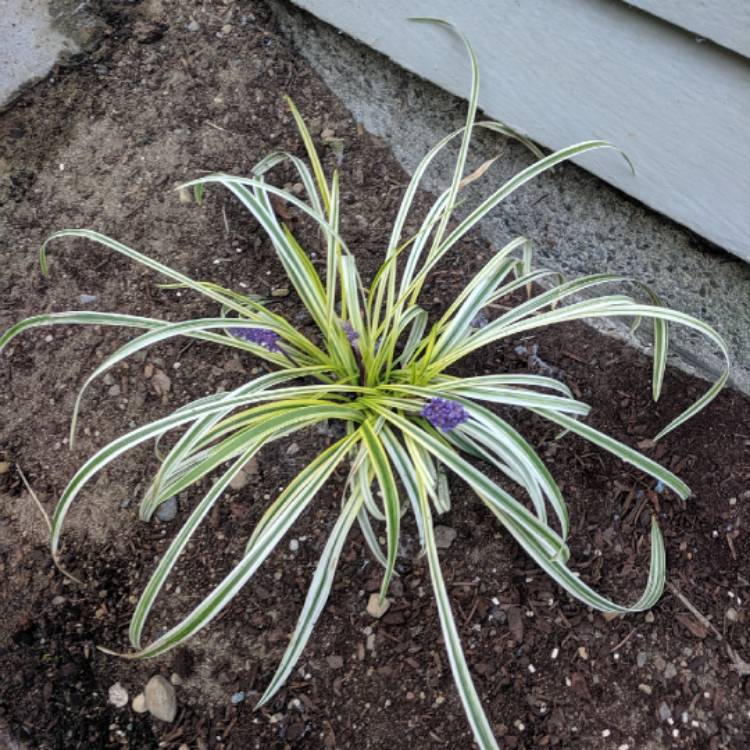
[342,321,359,344]
[421,397,469,432]
[230,326,281,352]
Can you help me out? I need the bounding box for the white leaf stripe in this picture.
[448,300,728,440]
[50,385,363,554]
[285,96,331,213]
[143,405,355,520]
[380,426,425,546]
[40,230,256,319]
[141,369,317,518]
[416,489,499,750]
[434,141,625,262]
[116,433,360,659]
[384,383,589,416]
[357,506,389,569]
[530,408,691,499]
[129,443,264,648]
[370,406,568,560]
[361,420,400,600]
[357,461,385,521]
[251,149,324,219]
[0,311,167,353]
[257,488,364,706]
[70,318,326,446]
[485,491,666,612]
[433,373,576,398]
[213,180,329,331]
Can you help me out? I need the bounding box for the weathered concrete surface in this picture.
[0,0,77,109]
[272,1,750,396]
[1,0,108,111]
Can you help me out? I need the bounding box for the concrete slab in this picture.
[272,1,750,396]
[0,0,81,109]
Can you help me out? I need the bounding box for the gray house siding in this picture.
[293,0,750,263]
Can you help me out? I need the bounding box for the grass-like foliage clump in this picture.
[1,20,729,749]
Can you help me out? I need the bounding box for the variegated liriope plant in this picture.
[1,20,729,749]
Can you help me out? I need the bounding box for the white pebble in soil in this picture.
[108,682,129,708]
[286,442,300,456]
[366,593,390,619]
[144,675,177,722]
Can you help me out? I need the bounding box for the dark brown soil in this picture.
[1,2,749,749]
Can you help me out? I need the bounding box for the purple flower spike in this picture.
[342,321,359,344]
[421,398,469,432]
[231,326,281,352]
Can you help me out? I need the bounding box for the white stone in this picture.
[366,593,390,619]
[144,675,177,722]
[108,682,128,708]
[132,693,148,713]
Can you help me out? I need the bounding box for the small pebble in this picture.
[434,525,457,549]
[231,691,245,705]
[366,593,390,619]
[664,662,678,680]
[52,595,66,606]
[658,702,672,722]
[286,442,300,456]
[108,683,129,708]
[230,470,249,490]
[144,675,177,722]
[0,461,9,474]
[187,19,200,31]
[725,607,739,622]
[132,693,147,713]
[289,539,299,552]
[79,294,97,304]
[156,497,178,522]
[271,287,290,297]
[152,369,172,397]
[327,655,344,669]
[577,646,589,660]
[108,384,121,397]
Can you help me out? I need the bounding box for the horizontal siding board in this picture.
[625,0,750,58]
[293,0,750,262]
